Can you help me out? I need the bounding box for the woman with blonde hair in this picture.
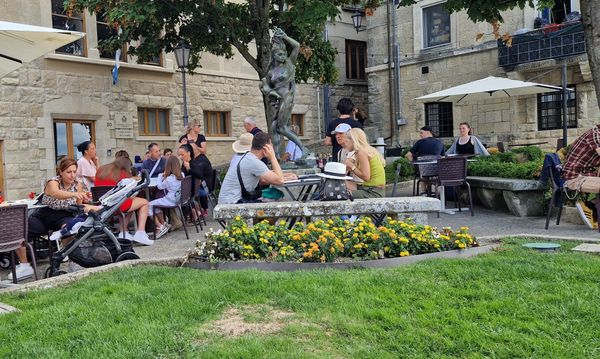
[185,122,207,158]
[341,128,386,198]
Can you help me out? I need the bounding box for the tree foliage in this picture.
[67,0,377,85]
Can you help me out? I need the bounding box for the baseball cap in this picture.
[420,125,435,136]
[331,123,352,135]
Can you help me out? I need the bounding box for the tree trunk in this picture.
[581,0,600,111]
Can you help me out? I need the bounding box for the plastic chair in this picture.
[436,156,474,216]
[0,204,38,284]
[152,176,198,240]
[413,155,440,196]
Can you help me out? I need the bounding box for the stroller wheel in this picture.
[0,254,11,269]
[115,251,140,262]
[44,267,68,278]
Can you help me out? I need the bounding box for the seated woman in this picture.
[178,144,213,218]
[342,128,386,198]
[446,122,490,156]
[95,157,153,245]
[10,158,93,281]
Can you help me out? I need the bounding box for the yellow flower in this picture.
[400,251,409,257]
[235,216,241,221]
[458,243,466,249]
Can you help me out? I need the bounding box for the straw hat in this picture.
[316,162,353,180]
[232,133,253,153]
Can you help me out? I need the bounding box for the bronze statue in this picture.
[261,27,310,160]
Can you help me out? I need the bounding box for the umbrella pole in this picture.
[561,63,568,147]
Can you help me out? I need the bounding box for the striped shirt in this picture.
[562,125,600,180]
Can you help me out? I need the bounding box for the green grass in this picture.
[2,238,600,358]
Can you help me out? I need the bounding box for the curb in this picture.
[0,257,184,295]
[185,245,499,272]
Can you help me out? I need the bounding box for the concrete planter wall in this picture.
[185,245,497,271]
[467,176,546,217]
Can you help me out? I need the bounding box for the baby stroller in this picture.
[44,171,150,278]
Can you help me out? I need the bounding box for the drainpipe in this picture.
[561,62,568,146]
[386,1,394,137]
[323,23,331,135]
[391,0,406,144]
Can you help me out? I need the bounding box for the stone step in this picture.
[0,302,18,315]
[571,243,600,254]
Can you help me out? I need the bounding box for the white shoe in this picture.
[132,231,154,246]
[7,263,34,281]
[156,225,169,239]
[117,232,134,241]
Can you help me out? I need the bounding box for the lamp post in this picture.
[174,40,192,127]
[351,10,366,32]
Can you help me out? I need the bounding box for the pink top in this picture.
[76,157,96,189]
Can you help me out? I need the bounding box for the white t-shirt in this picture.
[285,140,303,161]
[218,152,269,204]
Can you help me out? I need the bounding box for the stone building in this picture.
[0,1,368,200]
[365,0,596,150]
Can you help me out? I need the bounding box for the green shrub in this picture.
[511,146,544,161]
[384,157,414,184]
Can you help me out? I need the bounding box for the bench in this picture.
[213,197,441,226]
[467,176,546,217]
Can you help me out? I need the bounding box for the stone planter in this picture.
[467,176,546,217]
[185,245,497,272]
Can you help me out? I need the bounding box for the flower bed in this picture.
[190,217,478,263]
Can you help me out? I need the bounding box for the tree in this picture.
[397,0,600,113]
[66,0,376,131]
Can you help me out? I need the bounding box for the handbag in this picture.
[314,178,353,201]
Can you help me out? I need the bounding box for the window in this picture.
[345,40,367,80]
[138,108,170,136]
[423,3,451,48]
[537,86,577,131]
[139,37,163,66]
[51,0,86,56]
[96,12,126,61]
[204,111,231,137]
[291,114,305,136]
[424,102,453,137]
[53,120,95,164]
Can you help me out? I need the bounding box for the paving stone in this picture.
[571,243,600,254]
[0,303,18,315]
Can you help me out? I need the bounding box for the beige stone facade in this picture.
[365,0,597,150]
[0,1,367,200]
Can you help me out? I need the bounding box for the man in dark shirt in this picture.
[142,142,166,177]
[243,117,263,135]
[324,98,362,160]
[406,126,445,161]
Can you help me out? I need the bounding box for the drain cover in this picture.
[522,242,561,252]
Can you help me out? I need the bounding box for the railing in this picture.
[498,21,586,68]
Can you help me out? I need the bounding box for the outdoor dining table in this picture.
[274,176,321,202]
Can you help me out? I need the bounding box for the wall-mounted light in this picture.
[106,149,112,157]
[351,10,366,33]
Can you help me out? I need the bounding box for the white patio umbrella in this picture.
[0,21,85,78]
[415,76,568,103]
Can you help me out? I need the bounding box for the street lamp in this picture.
[351,10,366,33]
[174,40,192,127]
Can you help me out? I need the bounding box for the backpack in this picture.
[314,178,353,201]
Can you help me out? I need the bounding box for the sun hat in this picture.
[331,123,352,135]
[232,133,253,153]
[316,162,353,180]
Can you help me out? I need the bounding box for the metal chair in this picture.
[412,155,440,197]
[0,204,38,284]
[496,142,506,153]
[152,176,198,240]
[436,156,474,217]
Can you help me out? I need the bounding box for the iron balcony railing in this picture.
[498,21,586,68]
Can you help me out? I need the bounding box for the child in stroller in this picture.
[45,171,151,278]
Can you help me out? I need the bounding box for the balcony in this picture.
[498,21,586,68]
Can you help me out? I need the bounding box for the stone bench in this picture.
[467,176,546,217]
[213,197,441,226]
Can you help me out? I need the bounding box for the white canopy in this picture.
[415,76,569,103]
[0,21,85,78]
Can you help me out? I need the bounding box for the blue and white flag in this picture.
[112,49,121,85]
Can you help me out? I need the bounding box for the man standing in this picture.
[562,125,600,229]
[142,143,166,178]
[243,117,263,135]
[324,98,362,160]
[405,126,445,161]
[219,132,293,204]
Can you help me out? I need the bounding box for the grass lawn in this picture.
[1,238,600,358]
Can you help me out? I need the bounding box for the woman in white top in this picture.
[148,156,183,239]
[76,141,99,190]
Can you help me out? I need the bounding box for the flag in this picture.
[112,49,121,85]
